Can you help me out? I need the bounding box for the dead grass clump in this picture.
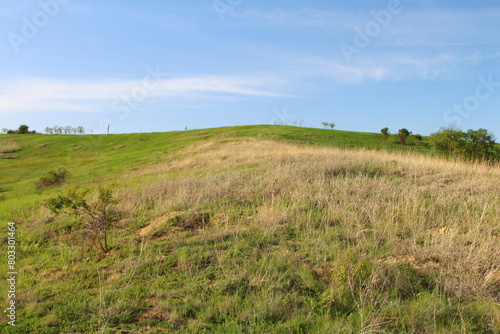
[138,211,212,239]
[255,206,290,226]
[138,211,184,237]
[0,139,22,153]
[35,143,50,149]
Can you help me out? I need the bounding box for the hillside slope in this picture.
[1,126,499,333]
[0,125,430,221]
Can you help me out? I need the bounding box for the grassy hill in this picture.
[1,126,499,333]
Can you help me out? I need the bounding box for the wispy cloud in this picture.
[379,8,500,47]
[293,49,492,85]
[230,8,356,29]
[0,75,286,113]
[231,6,500,47]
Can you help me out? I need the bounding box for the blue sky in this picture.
[1,0,499,136]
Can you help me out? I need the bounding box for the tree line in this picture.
[380,126,498,162]
[430,126,497,161]
[1,125,86,135]
[44,126,85,135]
[1,124,37,134]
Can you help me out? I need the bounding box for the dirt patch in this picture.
[179,212,212,230]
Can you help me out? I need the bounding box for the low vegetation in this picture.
[45,185,121,253]
[35,168,68,190]
[0,125,499,333]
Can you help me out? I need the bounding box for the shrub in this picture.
[381,127,390,141]
[35,168,68,190]
[45,185,121,253]
[412,134,423,147]
[398,128,411,145]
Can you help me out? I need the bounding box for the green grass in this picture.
[0,125,498,333]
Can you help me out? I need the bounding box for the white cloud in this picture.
[0,75,286,113]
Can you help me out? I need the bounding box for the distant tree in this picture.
[412,134,423,147]
[1,128,8,134]
[76,126,85,135]
[381,127,390,141]
[321,122,329,129]
[64,126,73,135]
[398,128,411,145]
[329,123,335,130]
[18,125,29,134]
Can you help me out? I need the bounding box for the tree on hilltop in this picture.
[381,127,389,141]
[398,128,411,145]
[18,125,29,134]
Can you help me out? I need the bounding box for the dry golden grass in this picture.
[0,139,22,153]
[120,140,500,308]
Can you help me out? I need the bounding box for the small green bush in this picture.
[45,185,121,253]
[35,168,68,190]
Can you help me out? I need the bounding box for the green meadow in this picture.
[1,125,498,333]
